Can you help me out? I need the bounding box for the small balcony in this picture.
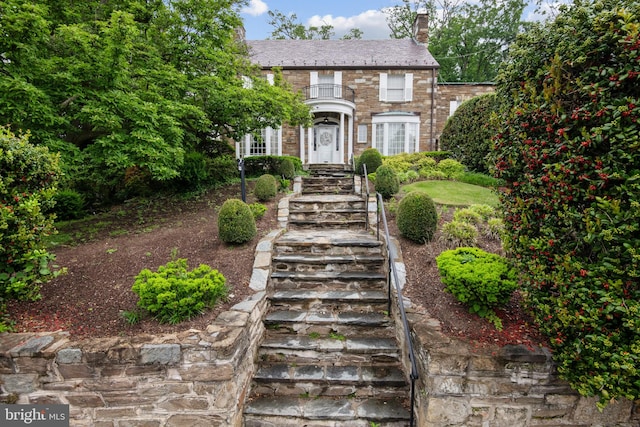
[302,84,356,102]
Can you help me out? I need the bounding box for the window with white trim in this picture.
[237,127,281,158]
[379,73,413,102]
[357,124,368,143]
[372,113,420,155]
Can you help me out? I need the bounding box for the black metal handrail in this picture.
[376,192,419,427]
[302,84,356,102]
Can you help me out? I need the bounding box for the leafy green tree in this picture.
[492,0,640,407]
[384,0,527,82]
[267,10,334,40]
[0,0,310,199]
[266,10,362,40]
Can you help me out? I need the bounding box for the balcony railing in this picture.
[302,84,356,102]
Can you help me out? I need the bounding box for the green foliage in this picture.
[397,191,438,243]
[52,189,86,220]
[374,165,400,200]
[436,158,465,179]
[207,155,239,185]
[493,0,640,406]
[441,93,501,174]
[1,128,64,305]
[382,156,412,174]
[457,172,504,188]
[178,151,209,190]
[436,247,517,330]
[279,157,296,179]
[356,148,383,175]
[418,169,447,180]
[248,202,267,220]
[485,217,505,241]
[0,1,310,199]
[132,258,228,324]
[279,178,291,191]
[440,220,478,248]
[468,204,496,220]
[254,174,278,201]
[244,155,302,178]
[217,199,257,244]
[453,207,483,225]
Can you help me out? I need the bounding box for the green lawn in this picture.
[401,180,499,207]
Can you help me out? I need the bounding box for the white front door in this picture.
[315,125,336,163]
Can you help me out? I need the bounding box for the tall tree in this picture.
[266,10,362,40]
[267,10,334,39]
[0,0,310,198]
[385,0,527,82]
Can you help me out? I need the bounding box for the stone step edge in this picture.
[265,310,390,326]
[253,363,407,386]
[272,255,383,265]
[270,271,386,281]
[259,336,398,354]
[243,396,410,421]
[270,290,386,302]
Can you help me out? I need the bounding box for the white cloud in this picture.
[307,10,390,40]
[242,0,269,17]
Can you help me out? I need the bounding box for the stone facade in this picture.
[275,67,438,158]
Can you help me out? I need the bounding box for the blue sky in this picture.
[240,0,557,41]
[241,0,410,40]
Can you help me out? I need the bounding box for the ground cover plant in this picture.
[493,0,640,407]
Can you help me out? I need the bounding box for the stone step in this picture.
[265,310,391,329]
[269,289,388,312]
[288,209,366,222]
[274,230,383,256]
[270,271,387,291]
[271,289,387,303]
[302,186,355,195]
[252,363,407,395]
[272,254,384,273]
[258,335,400,363]
[243,396,410,426]
[289,199,366,212]
[288,219,367,230]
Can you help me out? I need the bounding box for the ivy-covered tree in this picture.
[0,0,310,199]
[440,93,500,174]
[492,0,640,407]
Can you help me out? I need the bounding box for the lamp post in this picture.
[238,156,246,202]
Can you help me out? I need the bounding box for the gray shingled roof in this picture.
[246,39,439,69]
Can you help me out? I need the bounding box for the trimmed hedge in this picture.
[254,174,278,201]
[374,165,400,200]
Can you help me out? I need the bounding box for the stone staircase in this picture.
[243,164,411,427]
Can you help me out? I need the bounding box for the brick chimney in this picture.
[412,13,429,45]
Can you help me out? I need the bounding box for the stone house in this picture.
[238,14,494,164]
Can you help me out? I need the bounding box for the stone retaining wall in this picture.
[0,227,284,427]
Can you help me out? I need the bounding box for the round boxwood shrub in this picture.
[397,191,438,243]
[356,148,382,175]
[374,165,400,200]
[217,199,256,244]
[279,158,295,180]
[254,174,278,201]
